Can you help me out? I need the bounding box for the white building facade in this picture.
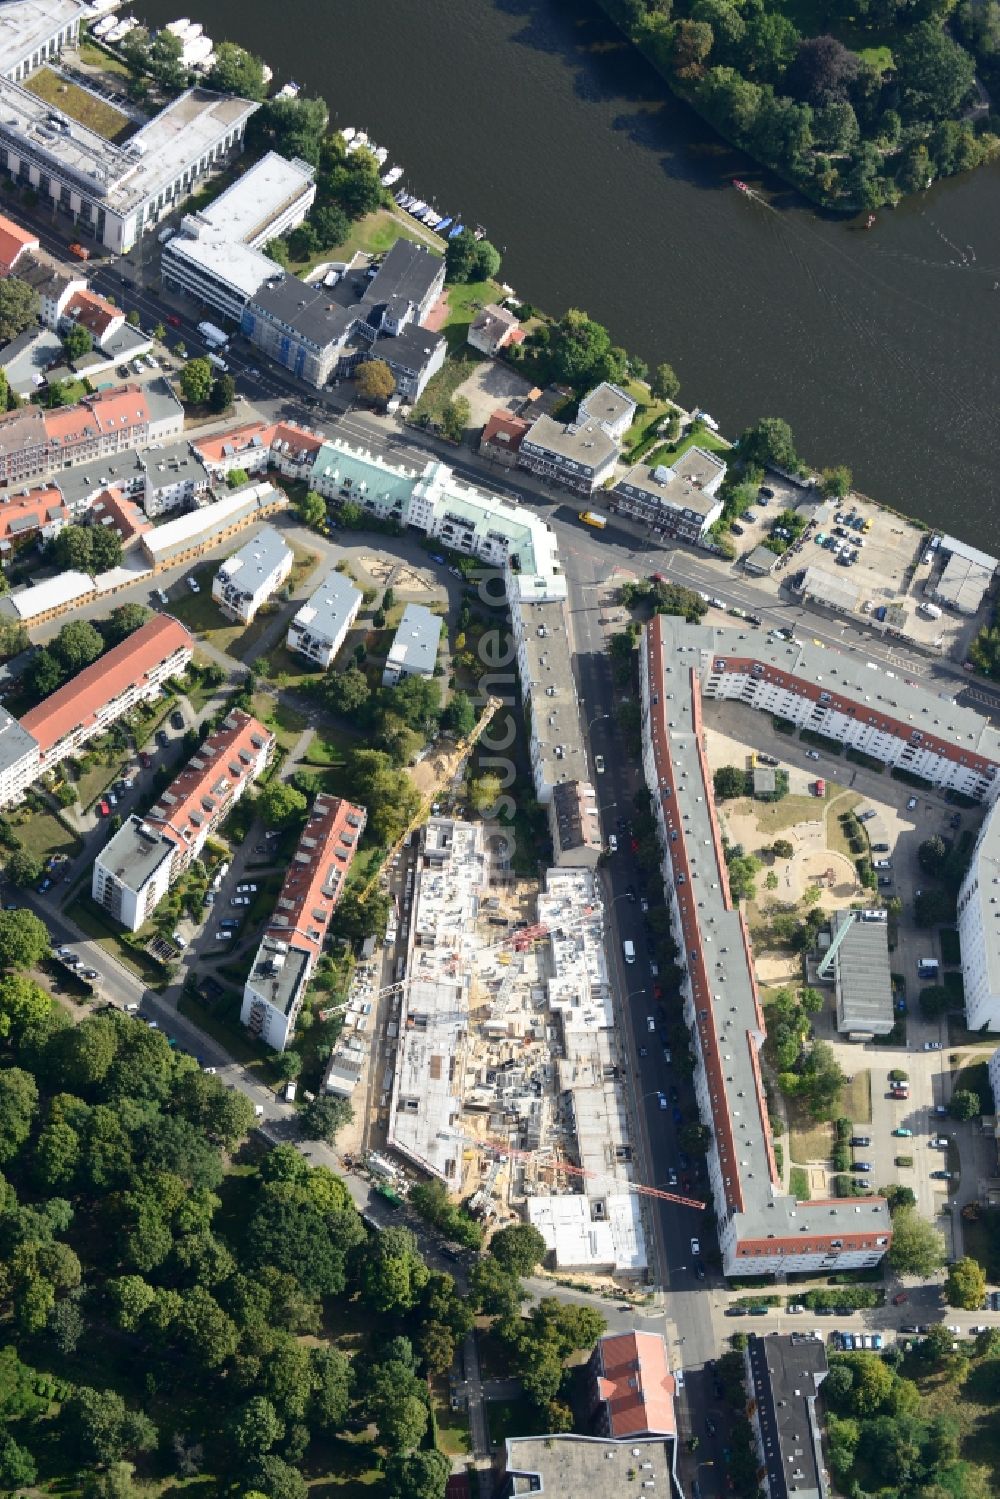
[212,523,293,623]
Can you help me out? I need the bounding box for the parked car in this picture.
[892,1127,913,1137]
[906,796,919,809]
[924,1041,943,1051]
[929,1170,952,1180]
[853,1161,872,1172]
[657,1092,667,1111]
[170,711,184,730]
[806,749,820,760]
[139,751,152,768]
[236,883,257,894]
[156,730,169,748]
[98,799,110,816]
[594,753,605,774]
[231,896,250,907]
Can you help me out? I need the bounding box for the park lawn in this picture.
[289,207,443,278]
[825,791,863,858]
[752,791,836,836]
[76,37,132,77]
[250,692,309,752]
[840,1068,872,1125]
[441,278,497,354]
[343,842,386,897]
[789,1165,811,1200]
[11,809,82,863]
[166,565,278,661]
[303,726,353,769]
[622,397,677,462]
[287,538,321,594]
[431,1379,472,1456]
[788,1104,832,1165]
[23,65,132,142]
[644,425,732,472]
[257,643,323,693]
[73,751,128,811]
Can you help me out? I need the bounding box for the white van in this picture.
[623,939,636,965]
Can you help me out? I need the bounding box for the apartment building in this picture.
[140,483,286,572]
[212,523,292,624]
[510,593,590,804]
[21,614,193,773]
[549,779,602,867]
[145,709,273,873]
[92,816,177,932]
[587,1332,676,1440]
[141,440,213,517]
[959,799,1000,1031]
[745,1334,829,1499]
[610,445,726,542]
[382,601,442,686]
[0,0,257,255]
[0,482,68,550]
[0,383,182,485]
[241,794,366,1052]
[640,614,893,1275]
[517,381,635,495]
[287,567,362,668]
[0,706,39,809]
[192,417,323,482]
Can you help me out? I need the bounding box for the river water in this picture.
[140,0,1000,542]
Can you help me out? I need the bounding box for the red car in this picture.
[653,985,663,1000]
[98,799,110,816]
[167,313,181,327]
[631,837,639,854]
[139,751,152,768]
[893,1292,908,1305]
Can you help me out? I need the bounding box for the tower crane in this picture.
[441,1129,706,1211]
[355,695,504,905]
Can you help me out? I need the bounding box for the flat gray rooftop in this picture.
[518,597,589,786]
[188,150,314,246]
[97,815,175,890]
[0,0,83,74]
[0,703,36,772]
[249,934,310,1017]
[523,410,617,469]
[165,230,280,303]
[387,601,442,674]
[747,1334,827,1499]
[616,452,723,519]
[217,522,290,586]
[831,911,893,1033]
[579,380,634,431]
[291,567,361,643]
[503,1436,674,1497]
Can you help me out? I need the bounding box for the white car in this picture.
[906,796,918,809]
[657,1092,667,1110]
[647,1015,656,1032]
[236,882,258,894]
[924,1040,943,1051]
[231,896,250,907]
[691,1237,701,1256]
[674,1367,685,1389]
[805,749,821,760]
[203,1066,217,1076]
[594,754,605,774]
[607,834,618,853]
[188,577,200,593]
[56,945,74,959]
[171,931,187,949]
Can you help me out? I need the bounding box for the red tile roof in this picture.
[193,418,323,467]
[481,410,530,452]
[265,793,366,957]
[63,288,123,340]
[0,214,38,275]
[593,1332,675,1438]
[21,615,193,753]
[89,486,151,543]
[148,709,273,855]
[0,483,67,542]
[43,385,148,447]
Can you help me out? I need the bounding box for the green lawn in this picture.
[65,894,166,988]
[750,789,842,836]
[623,398,679,462]
[441,279,497,354]
[410,349,485,428]
[24,65,132,142]
[164,565,280,661]
[644,425,732,472]
[10,809,81,863]
[176,990,281,1079]
[485,1395,544,1448]
[431,1379,472,1456]
[77,36,132,78]
[953,1054,993,1110]
[250,693,309,752]
[840,1068,872,1125]
[303,726,353,769]
[789,1166,811,1200]
[289,207,443,278]
[257,643,324,693]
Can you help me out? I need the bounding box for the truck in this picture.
[578,510,607,529]
[918,601,943,620]
[374,1182,403,1208]
[207,351,228,372]
[197,320,228,348]
[283,1081,297,1103]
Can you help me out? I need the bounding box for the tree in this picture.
[468,772,504,814]
[52,524,95,572]
[896,23,976,122]
[918,834,949,875]
[326,663,370,718]
[772,838,794,858]
[0,1434,36,1489]
[299,1094,353,1145]
[821,464,852,498]
[287,223,318,262]
[257,782,308,830]
[0,908,49,970]
[886,1207,945,1276]
[346,749,421,844]
[0,277,38,343]
[738,416,797,470]
[383,1450,450,1499]
[650,361,680,401]
[787,35,860,105]
[80,1463,142,1499]
[359,1225,430,1315]
[944,1255,986,1309]
[228,1396,285,1457]
[445,227,501,284]
[308,1345,352,1429]
[244,1456,308,1499]
[442,690,476,737]
[61,1386,156,1466]
[102,602,151,646]
[211,373,236,413]
[441,395,471,442]
[356,359,396,405]
[294,489,326,529]
[714,765,748,799]
[5,847,42,888]
[550,308,625,390]
[207,41,267,100]
[310,202,350,248]
[950,1088,981,1120]
[63,321,93,361]
[915,887,955,926]
[489,1223,548,1276]
[679,1120,712,1153]
[227,467,250,490]
[673,19,715,77]
[179,357,214,405]
[52,618,104,673]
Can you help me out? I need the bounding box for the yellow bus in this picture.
[578,510,607,530]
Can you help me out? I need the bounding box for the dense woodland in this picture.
[597,0,1000,207]
[0,929,606,1498]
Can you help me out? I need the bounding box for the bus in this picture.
[578,510,607,530]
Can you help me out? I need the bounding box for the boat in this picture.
[275,80,300,101]
[341,126,356,143]
[448,221,465,239]
[373,146,388,166]
[423,208,440,226]
[409,200,428,217]
[733,178,749,193]
[435,216,452,235]
[382,165,403,186]
[395,188,409,203]
[865,213,876,230]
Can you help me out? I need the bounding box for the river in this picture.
[138,0,1000,543]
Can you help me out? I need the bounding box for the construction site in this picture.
[330,810,672,1280]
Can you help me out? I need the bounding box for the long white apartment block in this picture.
[642,614,893,1276]
[526,867,648,1277]
[212,523,293,624]
[959,803,1000,1030]
[388,818,488,1181]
